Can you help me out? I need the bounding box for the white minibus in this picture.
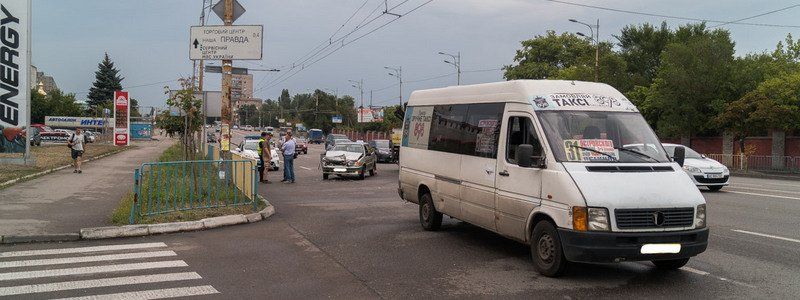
[398,80,707,277]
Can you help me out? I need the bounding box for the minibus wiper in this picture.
[615,147,660,162]
[567,145,618,161]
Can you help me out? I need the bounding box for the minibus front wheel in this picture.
[531,221,569,277]
[419,192,442,231]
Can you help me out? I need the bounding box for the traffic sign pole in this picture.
[221,0,233,157]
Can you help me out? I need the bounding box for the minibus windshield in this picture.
[537,111,669,163]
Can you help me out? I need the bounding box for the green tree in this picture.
[87,53,124,109]
[645,24,735,141]
[30,89,85,123]
[157,78,202,159]
[615,22,674,89]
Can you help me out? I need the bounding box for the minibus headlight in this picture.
[587,207,611,231]
[695,204,706,228]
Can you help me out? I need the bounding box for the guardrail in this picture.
[130,159,258,224]
[705,154,800,173]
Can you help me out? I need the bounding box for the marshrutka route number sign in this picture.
[189,25,263,60]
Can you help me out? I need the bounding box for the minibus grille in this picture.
[614,208,694,229]
[586,166,674,172]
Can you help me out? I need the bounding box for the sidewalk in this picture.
[0,137,175,237]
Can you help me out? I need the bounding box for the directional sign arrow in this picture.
[193,39,200,49]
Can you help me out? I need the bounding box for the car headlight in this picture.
[347,160,355,166]
[683,165,702,173]
[572,207,610,231]
[695,204,706,228]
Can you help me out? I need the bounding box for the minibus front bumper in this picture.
[557,228,709,263]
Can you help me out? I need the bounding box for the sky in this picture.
[31,0,800,109]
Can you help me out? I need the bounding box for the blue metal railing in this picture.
[129,159,258,224]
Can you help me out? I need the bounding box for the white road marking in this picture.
[0,260,187,281]
[732,229,800,244]
[0,242,167,258]
[299,166,311,170]
[724,190,800,201]
[680,266,710,276]
[0,272,202,296]
[727,185,800,195]
[0,251,177,269]
[55,285,219,300]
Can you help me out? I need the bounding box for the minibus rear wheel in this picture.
[419,193,442,231]
[651,258,689,270]
[531,221,568,277]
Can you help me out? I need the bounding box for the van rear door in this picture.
[495,111,544,240]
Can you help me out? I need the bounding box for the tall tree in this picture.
[31,89,84,123]
[87,53,124,108]
[645,24,735,142]
[615,22,674,90]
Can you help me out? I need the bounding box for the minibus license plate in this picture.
[334,168,347,172]
[706,174,724,179]
[641,243,681,254]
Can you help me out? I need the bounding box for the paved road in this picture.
[0,140,798,298]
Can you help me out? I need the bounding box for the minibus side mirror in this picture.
[674,146,686,167]
[517,144,534,168]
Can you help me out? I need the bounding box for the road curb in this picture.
[0,147,129,189]
[0,196,275,244]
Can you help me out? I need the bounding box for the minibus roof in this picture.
[406,80,637,112]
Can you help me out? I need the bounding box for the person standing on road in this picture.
[68,128,87,174]
[281,130,296,183]
[258,132,272,183]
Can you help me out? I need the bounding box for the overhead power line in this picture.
[545,0,800,28]
[708,4,800,28]
[255,0,435,95]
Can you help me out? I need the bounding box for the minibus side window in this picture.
[428,104,468,154]
[506,116,543,165]
[461,103,504,158]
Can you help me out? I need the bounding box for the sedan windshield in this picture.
[333,144,364,153]
[538,111,669,163]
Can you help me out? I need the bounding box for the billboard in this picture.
[113,91,130,146]
[357,107,384,123]
[0,0,31,154]
[131,123,152,140]
[45,116,108,128]
[332,116,342,123]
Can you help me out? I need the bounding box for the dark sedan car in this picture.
[368,139,393,163]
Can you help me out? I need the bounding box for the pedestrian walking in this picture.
[280,130,297,183]
[258,132,272,183]
[68,128,87,174]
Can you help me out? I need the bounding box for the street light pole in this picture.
[438,51,461,85]
[569,18,599,82]
[385,66,402,107]
[349,79,364,123]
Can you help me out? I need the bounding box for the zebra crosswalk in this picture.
[0,242,219,299]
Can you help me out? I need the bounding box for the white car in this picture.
[663,143,729,191]
[232,139,281,171]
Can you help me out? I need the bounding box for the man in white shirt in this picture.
[68,128,86,174]
[280,130,297,183]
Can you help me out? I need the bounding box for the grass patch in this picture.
[0,143,129,186]
[112,143,263,225]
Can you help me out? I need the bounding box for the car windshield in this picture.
[333,144,364,153]
[664,145,703,159]
[372,140,390,148]
[242,141,259,151]
[537,111,669,163]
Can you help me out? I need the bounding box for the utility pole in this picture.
[369,90,373,108]
[385,66,402,107]
[220,0,233,154]
[349,79,364,123]
[439,52,461,85]
[569,18,600,82]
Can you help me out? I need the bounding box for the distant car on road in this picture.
[233,139,281,171]
[368,140,393,163]
[308,129,324,144]
[29,127,41,146]
[322,142,377,180]
[295,137,308,155]
[663,143,730,191]
[325,134,349,150]
[244,125,254,131]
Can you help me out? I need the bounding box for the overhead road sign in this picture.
[212,0,245,23]
[190,25,263,60]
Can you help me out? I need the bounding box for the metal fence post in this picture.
[129,168,140,225]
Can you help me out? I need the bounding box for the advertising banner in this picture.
[331,115,343,124]
[357,107,384,123]
[45,116,108,128]
[131,123,152,140]
[0,0,31,154]
[113,91,130,146]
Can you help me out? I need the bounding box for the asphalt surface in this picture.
[0,133,798,299]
